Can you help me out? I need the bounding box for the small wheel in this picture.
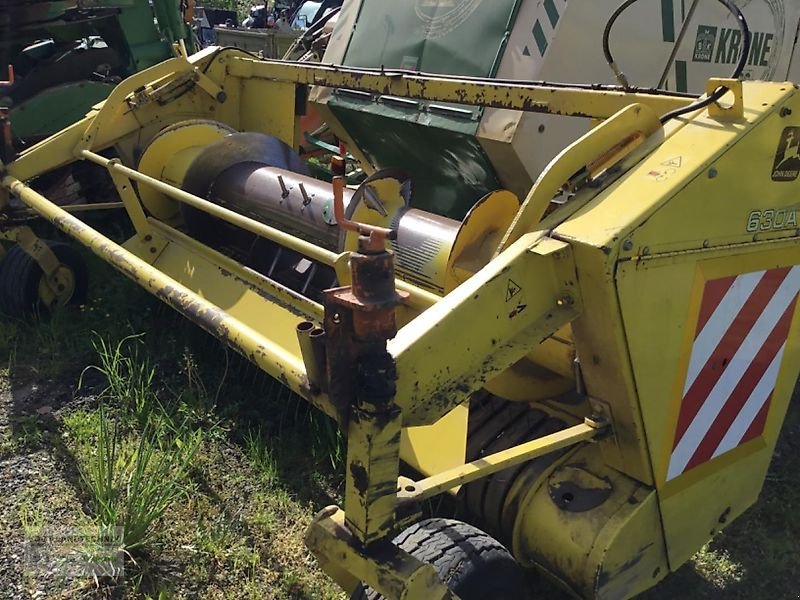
[350,518,530,600]
[0,241,88,318]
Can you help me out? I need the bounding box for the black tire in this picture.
[0,242,88,318]
[351,518,530,600]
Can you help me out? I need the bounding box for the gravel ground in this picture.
[0,372,96,599]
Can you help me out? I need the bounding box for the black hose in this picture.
[602,0,640,88]
[602,0,752,122]
[659,0,751,123]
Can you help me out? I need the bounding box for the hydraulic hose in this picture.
[602,0,752,122]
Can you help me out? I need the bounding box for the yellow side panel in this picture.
[555,83,795,253]
[658,445,775,569]
[127,236,310,366]
[237,78,298,147]
[629,88,800,257]
[400,405,468,478]
[618,244,800,568]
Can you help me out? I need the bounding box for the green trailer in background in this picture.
[0,0,195,148]
[313,0,800,221]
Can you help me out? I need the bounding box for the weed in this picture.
[197,514,236,563]
[692,544,745,588]
[10,414,44,448]
[80,404,202,552]
[18,499,45,537]
[62,409,102,446]
[81,335,157,427]
[244,428,278,484]
[307,412,344,470]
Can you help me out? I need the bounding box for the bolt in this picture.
[622,239,634,251]
[557,295,574,307]
[781,107,793,118]
[149,247,157,254]
[143,234,152,242]
[708,167,718,179]
[538,124,546,133]
[642,246,650,256]
[703,240,710,248]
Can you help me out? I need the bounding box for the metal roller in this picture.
[177,132,475,295]
[137,129,522,297]
[209,162,356,249]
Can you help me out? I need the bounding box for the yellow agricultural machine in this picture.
[2,3,800,599]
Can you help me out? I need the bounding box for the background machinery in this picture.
[0,0,195,148]
[2,1,800,599]
[315,0,800,218]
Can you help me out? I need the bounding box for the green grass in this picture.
[0,226,347,598]
[77,404,202,552]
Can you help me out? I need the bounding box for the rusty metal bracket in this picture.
[321,176,410,545]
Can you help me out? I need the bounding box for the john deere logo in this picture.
[415,0,484,39]
[693,25,717,62]
[772,127,800,182]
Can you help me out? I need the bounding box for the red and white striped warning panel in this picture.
[667,266,800,481]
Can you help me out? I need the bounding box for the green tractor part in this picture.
[0,0,195,146]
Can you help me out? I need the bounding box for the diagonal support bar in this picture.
[400,420,605,503]
[390,234,581,427]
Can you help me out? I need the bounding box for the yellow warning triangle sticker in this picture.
[661,156,683,168]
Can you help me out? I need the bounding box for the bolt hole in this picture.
[404,485,415,493]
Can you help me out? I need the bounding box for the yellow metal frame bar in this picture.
[80,150,440,312]
[392,235,581,426]
[400,421,602,502]
[82,149,343,266]
[226,56,695,120]
[306,507,459,600]
[2,173,311,397]
[10,202,125,216]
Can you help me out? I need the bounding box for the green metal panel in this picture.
[330,0,519,218]
[342,0,517,76]
[330,98,500,220]
[10,81,113,141]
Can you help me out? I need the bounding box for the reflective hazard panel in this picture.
[668,267,800,480]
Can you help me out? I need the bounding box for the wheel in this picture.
[350,518,530,600]
[0,241,88,318]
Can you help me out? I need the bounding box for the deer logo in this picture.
[772,127,800,182]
